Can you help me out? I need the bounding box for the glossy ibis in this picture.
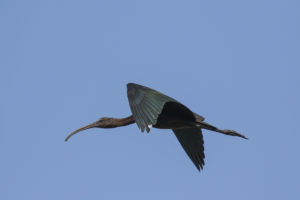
[65,83,247,171]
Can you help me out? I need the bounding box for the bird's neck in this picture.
[114,115,135,127]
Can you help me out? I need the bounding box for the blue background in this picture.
[1,0,299,199]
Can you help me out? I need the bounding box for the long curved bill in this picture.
[65,121,98,142]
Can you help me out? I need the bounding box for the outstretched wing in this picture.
[127,83,177,132]
[173,127,205,171]
[127,83,196,132]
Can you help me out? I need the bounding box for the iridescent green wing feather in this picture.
[127,83,198,132]
[173,127,205,171]
[127,83,178,132]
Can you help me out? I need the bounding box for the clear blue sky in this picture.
[1,0,299,199]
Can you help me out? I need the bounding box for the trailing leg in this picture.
[195,121,248,140]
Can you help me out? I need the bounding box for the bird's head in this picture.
[64,117,116,142]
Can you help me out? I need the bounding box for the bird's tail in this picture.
[195,121,248,140]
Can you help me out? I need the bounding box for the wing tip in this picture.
[127,82,134,87]
[195,162,204,172]
[127,83,142,95]
[127,83,140,89]
[127,83,137,97]
[127,83,152,92]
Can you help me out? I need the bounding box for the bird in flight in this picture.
[65,83,247,171]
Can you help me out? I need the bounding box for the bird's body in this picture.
[65,83,247,171]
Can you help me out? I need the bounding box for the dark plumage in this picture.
[66,83,247,171]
